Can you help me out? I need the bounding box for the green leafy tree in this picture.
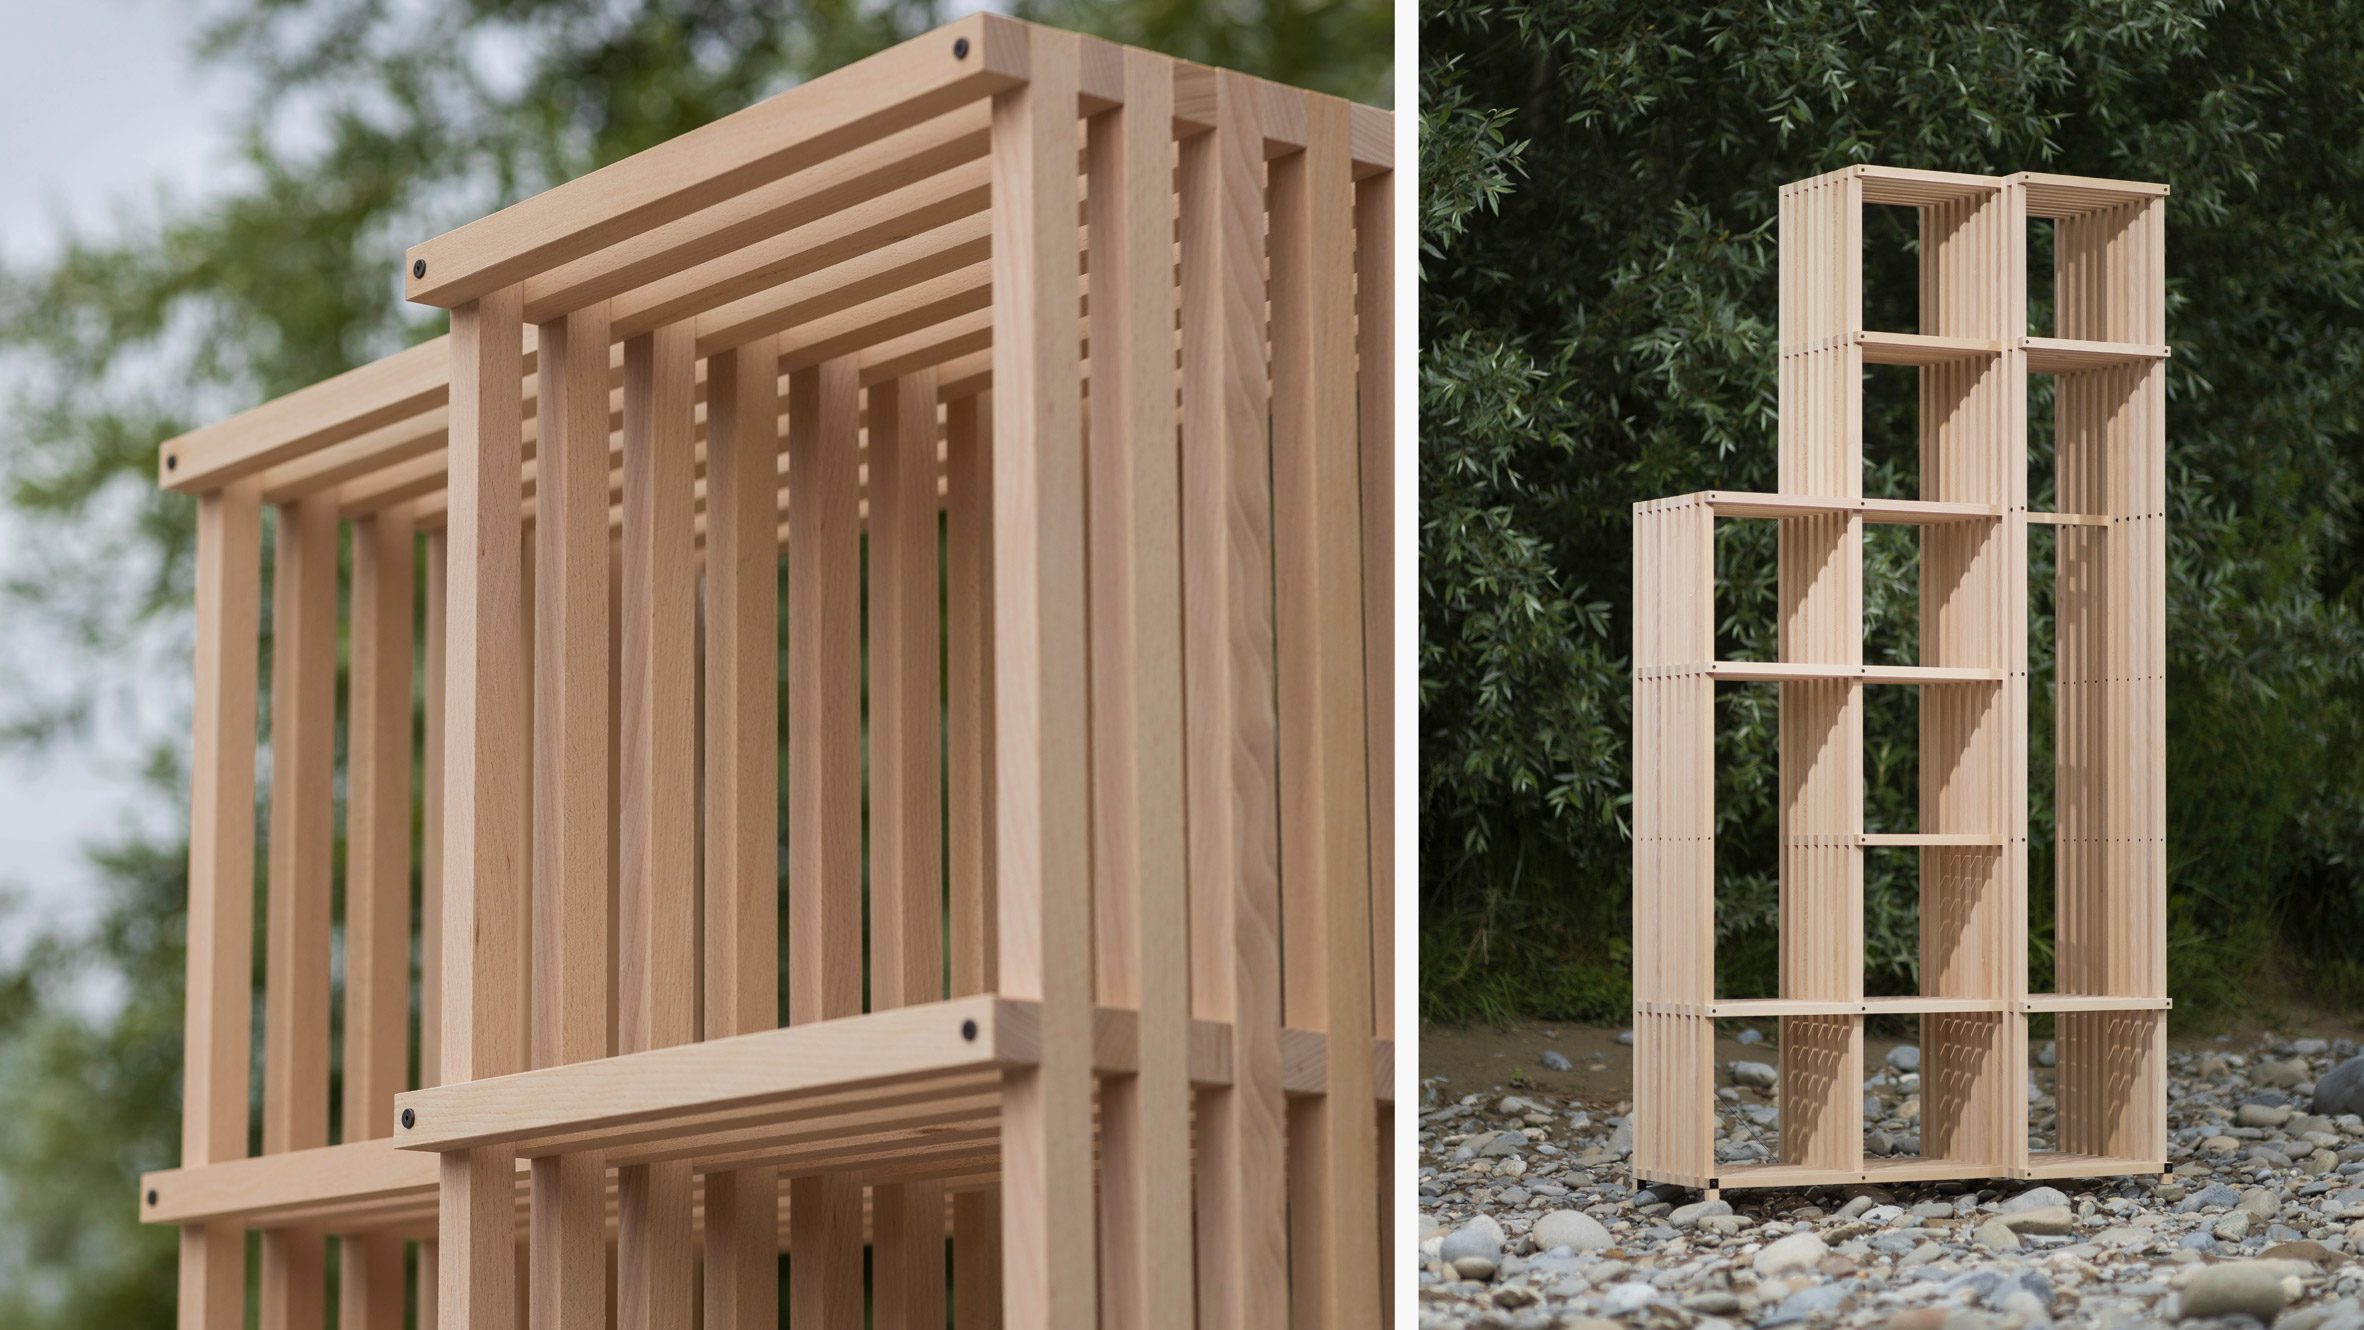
[1422,0,2364,1025]
[0,2,1386,1322]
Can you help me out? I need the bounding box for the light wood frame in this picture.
[146,18,1394,1327]
[1632,165,2168,1197]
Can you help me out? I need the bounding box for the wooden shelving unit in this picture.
[143,18,1394,1327]
[1631,164,2168,1196]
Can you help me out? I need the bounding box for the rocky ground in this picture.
[1417,1028,2364,1329]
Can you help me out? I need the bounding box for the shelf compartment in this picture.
[2023,336,2170,373]
[1715,1161,1860,1190]
[1857,330,2003,366]
[2017,994,2171,1013]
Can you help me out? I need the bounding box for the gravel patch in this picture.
[1417,1032,2364,1328]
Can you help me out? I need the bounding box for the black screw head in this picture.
[961,1019,979,1042]
[411,258,426,279]
[953,37,970,60]
[146,1189,158,1207]
[400,1107,416,1129]
[165,453,178,471]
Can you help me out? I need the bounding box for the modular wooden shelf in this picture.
[146,17,1394,1328]
[1632,165,2168,1199]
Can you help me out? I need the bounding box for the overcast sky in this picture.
[0,2,249,926]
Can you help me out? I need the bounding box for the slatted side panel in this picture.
[2052,193,2168,1163]
[1179,67,1285,1330]
[1774,171,1865,1177]
[1629,499,1717,1190]
[1915,185,2020,1172]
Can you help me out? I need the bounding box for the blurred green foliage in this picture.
[0,1,1384,1323]
[1421,1,2364,1026]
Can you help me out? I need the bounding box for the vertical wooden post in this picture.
[705,335,784,1330]
[1354,157,1397,1308]
[1086,42,1190,1330]
[945,390,1001,1329]
[529,299,614,1329]
[343,508,416,1329]
[990,25,1096,1330]
[1180,66,1283,1330]
[261,490,338,1330]
[618,321,699,1330]
[1271,92,1380,1328]
[439,285,530,1330]
[784,353,863,1327]
[869,368,946,1330]
[417,527,448,1328]
[180,476,262,1330]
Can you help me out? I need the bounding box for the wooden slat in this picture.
[1083,43,1190,1330]
[403,12,1024,306]
[946,393,997,1001]
[703,334,785,1330]
[1179,66,1284,1330]
[869,370,946,1012]
[615,317,700,1330]
[260,491,338,1330]
[341,509,416,1330]
[989,26,1096,1329]
[179,477,262,1330]
[526,299,614,1326]
[944,390,999,1328]
[183,480,262,1168]
[1270,93,1380,1326]
[783,352,865,1325]
[870,367,948,1328]
[440,287,531,1330]
[1355,151,1396,1315]
[345,512,416,1143]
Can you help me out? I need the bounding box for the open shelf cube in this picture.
[1634,165,2167,1197]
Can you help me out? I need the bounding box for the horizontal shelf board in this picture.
[2023,336,2171,373]
[388,997,1392,1156]
[2016,171,2170,218]
[1860,1155,2006,1182]
[1707,661,2003,684]
[1857,330,2003,366]
[1640,996,2009,1018]
[2018,1152,2163,1181]
[1688,490,2000,524]
[1716,1161,1861,1190]
[2027,511,2111,527]
[2017,994,2172,1013]
[1860,832,2007,847]
[1862,996,2008,1014]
